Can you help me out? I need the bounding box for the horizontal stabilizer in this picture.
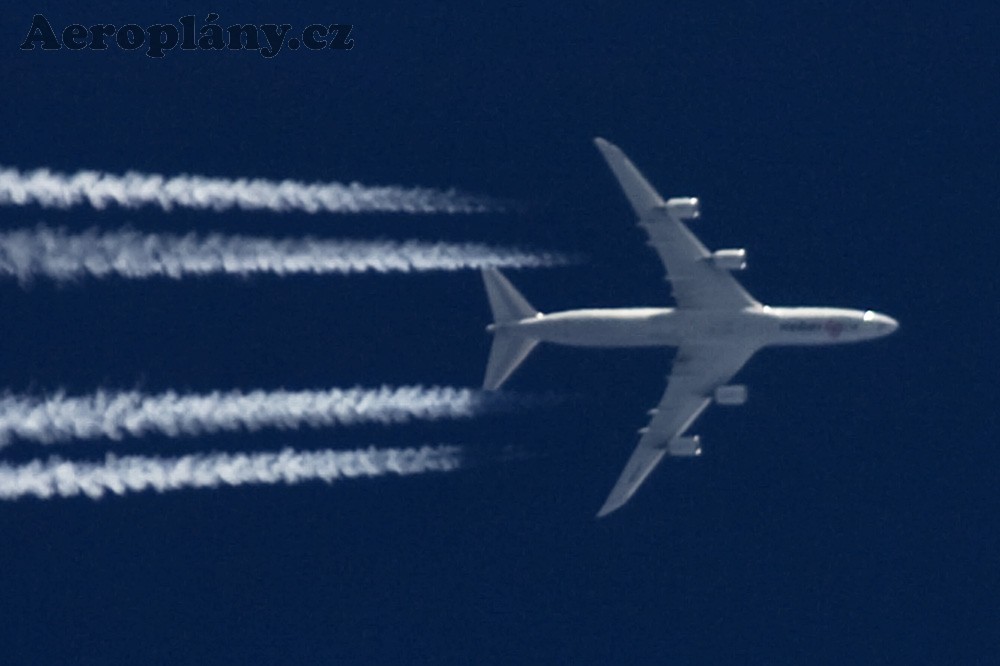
[481,268,541,390]
[482,268,538,324]
[483,332,539,390]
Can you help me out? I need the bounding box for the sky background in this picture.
[0,1,996,663]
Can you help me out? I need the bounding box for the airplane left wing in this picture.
[593,137,759,311]
[596,341,759,517]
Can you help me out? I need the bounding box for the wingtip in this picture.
[595,500,619,519]
[593,136,614,152]
[593,137,626,163]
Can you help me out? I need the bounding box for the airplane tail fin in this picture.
[482,269,540,390]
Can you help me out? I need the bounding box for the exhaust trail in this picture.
[0,445,462,501]
[0,165,496,214]
[0,386,496,448]
[0,227,568,284]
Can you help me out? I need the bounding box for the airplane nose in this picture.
[879,314,899,334]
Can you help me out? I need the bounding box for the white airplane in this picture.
[481,137,899,517]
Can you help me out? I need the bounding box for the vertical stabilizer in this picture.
[481,269,540,390]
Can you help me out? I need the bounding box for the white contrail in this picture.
[0,227,568,283]
[0,165,496,214]
[0,386,493,448]
[0,445,462,501]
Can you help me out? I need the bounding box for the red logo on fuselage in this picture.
[824,319,844,338]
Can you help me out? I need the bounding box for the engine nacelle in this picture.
[714,384,747,406]
[668,435,702,457]
[663,197,700,220]
[711,248,747,271]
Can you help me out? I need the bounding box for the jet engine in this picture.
[668,435,702,457]
[711,249,747,270]
[664,197,700,220]
[714,384,747,406]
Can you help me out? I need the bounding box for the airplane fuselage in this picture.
[492,305,898,349]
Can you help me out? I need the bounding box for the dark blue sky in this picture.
[0,2,996,663]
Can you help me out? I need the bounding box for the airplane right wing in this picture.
[593,137,759,310]
[596,341,758,517]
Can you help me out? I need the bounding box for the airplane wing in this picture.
[593,137,759,310]
[596,341,758,517]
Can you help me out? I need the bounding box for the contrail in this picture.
[0,227,569,283]
[0,386,496,448]
[0,165,496,214]
[0,445,462,501]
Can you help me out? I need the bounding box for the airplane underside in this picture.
[479,138,898,517]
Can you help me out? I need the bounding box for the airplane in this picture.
[480,137,899,517]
